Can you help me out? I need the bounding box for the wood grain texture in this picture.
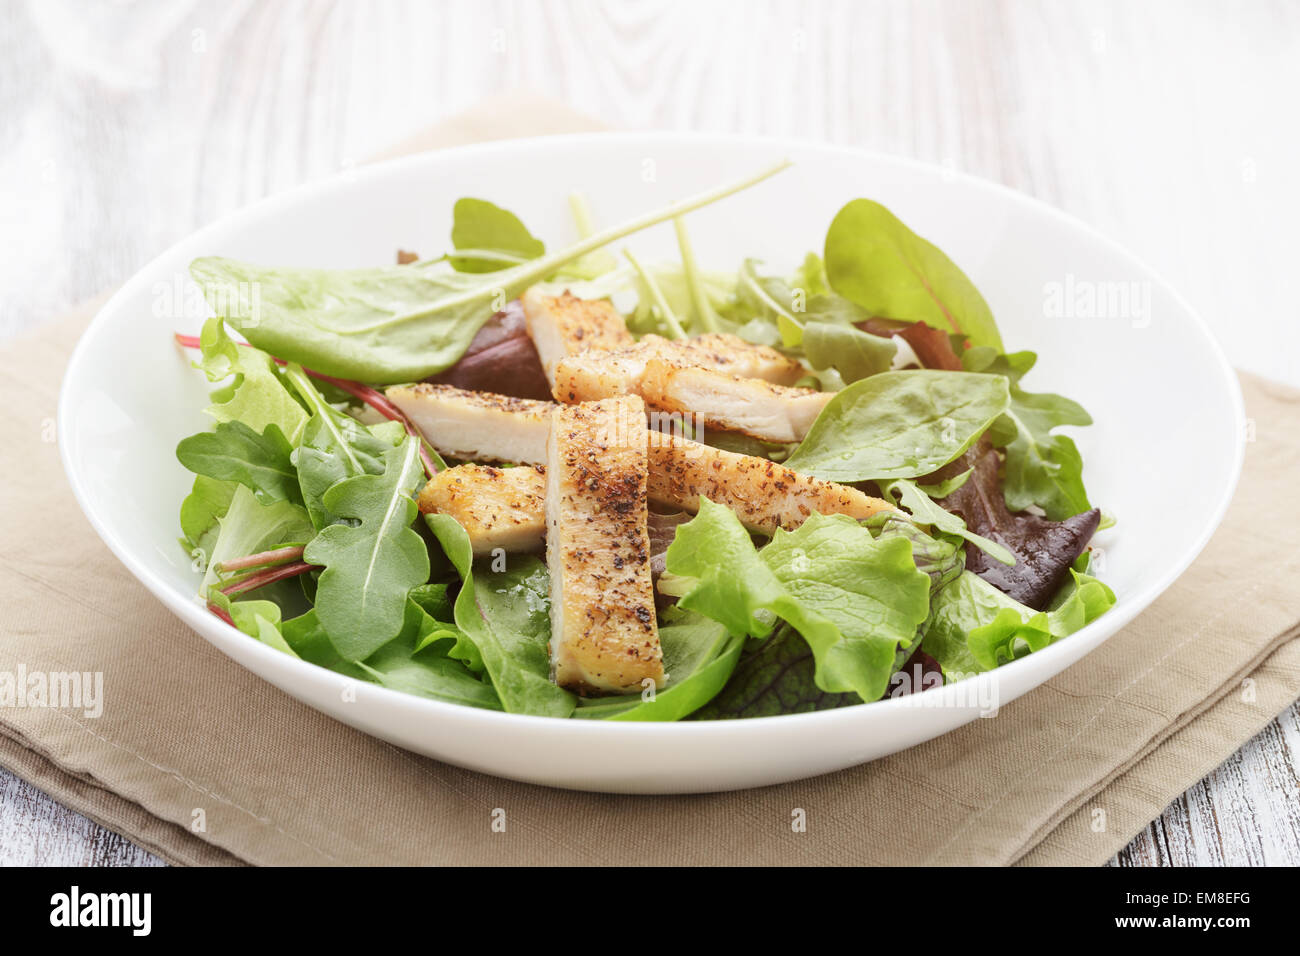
[0,0,1296,866]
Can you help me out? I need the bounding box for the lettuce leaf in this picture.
[922,566,1116,679]
[665,500,931,703]
[191,317,307,441]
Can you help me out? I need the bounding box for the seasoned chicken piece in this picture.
[646,432,892,534]
[639,359,833,443]
[547,396,663,695]
[521,288,634,385]
[385,383,553,464]
[681,333,807,386]
[417,464,547,555]
[551,333,806,404]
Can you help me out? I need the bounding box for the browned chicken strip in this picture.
[645,432,892,534]
[385,383,553,464]
[639,359,833,443]
[546,395,664,695]
[416,432,891,552]
[551,332,806,404]
[521,288,634,385]
[417,464,547,555]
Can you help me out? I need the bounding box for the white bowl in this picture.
[59,133,1243,793]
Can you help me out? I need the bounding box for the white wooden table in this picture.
[1,0,1296,866]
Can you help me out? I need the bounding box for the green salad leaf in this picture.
[880,477,1015,565]
[191,317,307,439]
[922,565,1115,678]
[965,348,1094,520]
[666,500,931,703]
[284,366,395,529]
[201,484,314,593]
[784,369,1010,481]
[191,162,790,384]
[801,320,897,384]
[823,199,1004,351]
[691,624,860,719]
[179,475,236,558]
[176,421,302,508]
[283,603,501,710]
[426,515,575,718]
[574,610,745,721]
[449,197,546,273]
[302,437,430,661]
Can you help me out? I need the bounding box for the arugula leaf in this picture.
[574,610,744,721]
[801,320,897,384]
[283,366,394,529]
[191,317,308,440]
[880,477,1014,565]
[283,603,501,710]
[201,484,314,594]
[964,349,1094,520]
[176,421,302,508]
[302,437,430,661]
[191,161,790,384]
[823,199,1004,350]
[784,370,1010,481]
[666,500,931,703]
[425,514,575,718]
[448,198,546,273]
[922,568,1115,678]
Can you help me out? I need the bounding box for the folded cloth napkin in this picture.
[2,95,1296,866]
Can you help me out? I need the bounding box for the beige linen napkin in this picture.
[2,96,1297,866]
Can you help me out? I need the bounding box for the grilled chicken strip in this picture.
[551,332,805,404]
[417,433,891,552]
[417,464,547,555]
[639,359,833,443]
[385,383,553,464]
[547,395,663,695]
[521,288,634,385]
[645,432,892,534]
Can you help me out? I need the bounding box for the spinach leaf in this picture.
[448,198,545,273]
[736,258,802,344]
[284,366,394,529]
[964,348,1094,520]
[666,500,931,703]
[191,161,790,384]
[823,199,1003,351]
[574,610,744,721]
[801,320,897,384]
[426,514,575,718]
[302,437,430,661]
[176,421,302,508]
[783,369,1010,481]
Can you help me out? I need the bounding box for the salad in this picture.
[174,161,1113,721]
